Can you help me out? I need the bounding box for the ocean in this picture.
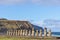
[52,32,60,37]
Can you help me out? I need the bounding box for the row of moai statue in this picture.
[7,27,51,37]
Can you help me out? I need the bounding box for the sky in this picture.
[0,0,60,32]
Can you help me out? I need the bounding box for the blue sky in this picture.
[0,0,60,32]
[0,4,60,20]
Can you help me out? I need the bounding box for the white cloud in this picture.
[32,20,44,27]
[0,0,28,5]
[0,0,60,5]
[43,19,60,32]
[32,20,60,32]
[32,0,60,6]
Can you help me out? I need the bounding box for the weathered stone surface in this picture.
[25,30,28,36]
[40,29,42,37]
[44,27,47,37]
[28,30,31,36]
[32,28,34,36]
[20,30,23,36]
[35,30,38,36]
[48,29,51,37]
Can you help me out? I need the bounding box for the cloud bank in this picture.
[0,0,60,5]
[32,19,60,32]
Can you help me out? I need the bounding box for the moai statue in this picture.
[8,30,12,36]
[20,29,23,36]
[10,30,13,36]
[25,30,28,36]
[13,30,15,36]
[44,27,47,37]
[23,30,25,36]
[32,28,34,36]
[19,30,21,36]
[28,30,31,36]
[40,29,42,37]
[35,30,38,36]
[9,30,10,36]
[10,30,12,36]
[48,29,51,37]
[16,30,18,36]
[7,30,9,36]
[9,30,11,36]
[18,30,20,36]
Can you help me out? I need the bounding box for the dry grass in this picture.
[0,36,57,40]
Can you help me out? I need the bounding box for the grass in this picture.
[0,36,57,40]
